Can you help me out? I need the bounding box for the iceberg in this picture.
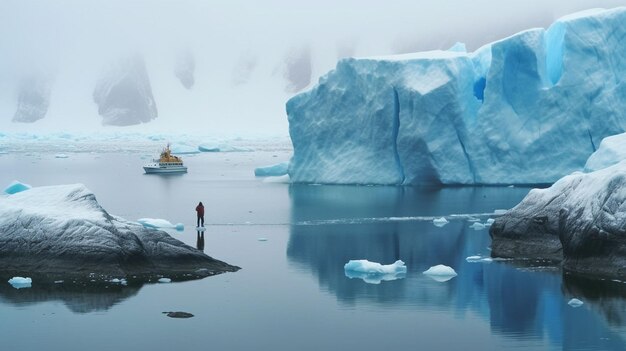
[198,143,252,152]
[344,259,407,284]
[490,161,626,279]
[169,144,200,154]
[432,217,449,227]
[287,8,626,185]
[0,184,238,278]
[8,277,32,289]
[423,264,457,282]
[3,180,32,195]
[254,162,289,177]
[584,133,626,172]
[137,218,184,231]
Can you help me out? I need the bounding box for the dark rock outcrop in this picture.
[12,74,52,123]
[93,55,158,126]
[490,162,626,279]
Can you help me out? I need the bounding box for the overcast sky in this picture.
[1,0,625,136]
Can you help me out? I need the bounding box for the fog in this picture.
[1,0,625,136]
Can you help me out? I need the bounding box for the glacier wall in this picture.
[287,8,626,185]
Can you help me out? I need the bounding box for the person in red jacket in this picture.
[195,201,205,228]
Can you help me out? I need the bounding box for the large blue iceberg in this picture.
[287,8,626,185]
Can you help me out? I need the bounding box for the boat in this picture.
[143,144,188,174]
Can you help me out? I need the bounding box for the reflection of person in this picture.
[196,231,205,251]
[195,202,205,227]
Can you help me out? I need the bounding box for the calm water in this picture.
[1,147,625,350]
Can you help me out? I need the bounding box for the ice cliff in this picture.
[490,161,626,279]
[93,56,158,126]
[0,184,238,278]
[287,8,626,185]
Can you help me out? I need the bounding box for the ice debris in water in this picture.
[254,162,289,177]
[568,298,584,307]
[466,255,493,263]
[158,278,172,283]
[55,154,69,158]
[8,277,32,289]
[493,209,508,215]
[470,222,486,230]
[3,180,32,195]
[258,238,268,241]
[344,260,407,284]
[432,217,449,227]
[423,265,457,282]
[485,218,495,225]
[138,218,184,231]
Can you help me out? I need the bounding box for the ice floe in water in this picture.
[170,144,200,154]
[8,277,32,289]
[55,154,69,158]
[137,218,184,231]
[158,278,172,283]
[3,180,31,195]
[344,259,407,284]
[466,255,493,263]
[470,222,486,230]
[423,265,457,282]
[254,162,289,177]
[198,143,252,152]
[493,209,508,215]
[568,298,584,307]
[432,217,449,227]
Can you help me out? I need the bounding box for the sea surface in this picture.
[1,141,625,351]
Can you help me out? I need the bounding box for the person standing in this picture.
[195,201,205,228]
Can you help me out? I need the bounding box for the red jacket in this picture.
[196,204,204,216]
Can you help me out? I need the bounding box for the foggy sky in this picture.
[1,0,625,136]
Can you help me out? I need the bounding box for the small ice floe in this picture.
[8,277,32,289]
[467,217,480,222]
[432,217,449,227]
[54,280,64,284]
[344,259,407,284]
[3,180,32,195]
[138,218,184,231]
[466,255,493,263]
[262,174,290,183]
[423,265,457,282]
[485,218,495,227]
[258,238,268,241]
[568,298,584,307]
[470,222,486,230]
[158,278,172,283]
[109,278,128,285]
[55,154,69,158]
[254,162,289,177]
[493,209,508,215]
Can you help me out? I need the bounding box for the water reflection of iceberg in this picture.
[287,184,626,348]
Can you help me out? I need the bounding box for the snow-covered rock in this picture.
[490,161,626,279]
[254,162,289,177]
[423,264,457,282]
[287,8,626,185]
[8,277,32,289]
[584,133,626,172]
[93,55,158,126]
[137,218,184,231]
[3,181,31,195]
[344,259,407,284]
[12,74,52,123]
[0,184,237,278]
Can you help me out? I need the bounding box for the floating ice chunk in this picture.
[466,255,493,263]
[169,144,200,154]
[486,218,495,225]
[254,162,289,177]
[258,238,268,241]
[54,280,64,284]
[467,217,480,222]
[158,278,172,283]
[568,298,584,307]
[493,209,508,215]
[262,174,290,183]
[423,265,457,282]
[344,259,407,284]
[4,180,32,195]
[55,154,69,158]
[433,217,449,227]
[470,222,486,230]
[8,277,32,289]
[138,218,184,231]
[198,143,252,152]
